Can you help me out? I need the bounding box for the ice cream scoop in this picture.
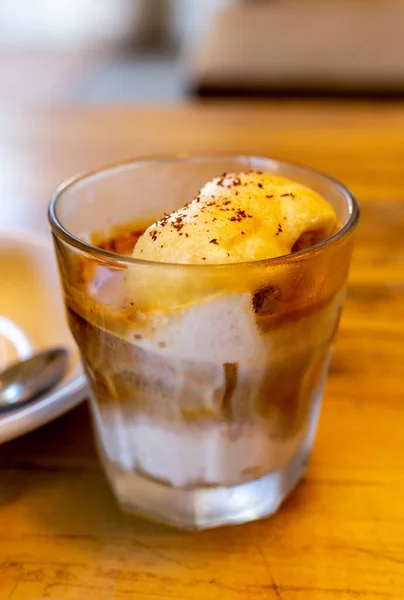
[133,171,338,264]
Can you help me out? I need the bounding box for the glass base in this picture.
[103,442,312,530]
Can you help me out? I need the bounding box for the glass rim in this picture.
[48,153,360,269]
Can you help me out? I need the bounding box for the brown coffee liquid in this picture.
[91,219,155,256]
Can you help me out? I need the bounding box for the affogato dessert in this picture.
[51,161,357,529]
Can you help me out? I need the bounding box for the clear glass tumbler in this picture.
[49,155,359,529]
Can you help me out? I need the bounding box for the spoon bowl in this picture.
[0,348,69,412]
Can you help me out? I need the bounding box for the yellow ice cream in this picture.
[133,172,338,264]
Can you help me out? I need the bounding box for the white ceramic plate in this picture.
[0,229,87,444]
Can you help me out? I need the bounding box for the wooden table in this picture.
[0,102,403,599]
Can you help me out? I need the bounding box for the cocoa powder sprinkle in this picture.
[172,223,184,232]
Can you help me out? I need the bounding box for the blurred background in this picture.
[1,0,404,105]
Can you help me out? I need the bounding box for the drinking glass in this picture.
[49,155,359,529]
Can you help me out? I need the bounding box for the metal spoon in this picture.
[0,348,68,412]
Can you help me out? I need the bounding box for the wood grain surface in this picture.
[0,102,403,599]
